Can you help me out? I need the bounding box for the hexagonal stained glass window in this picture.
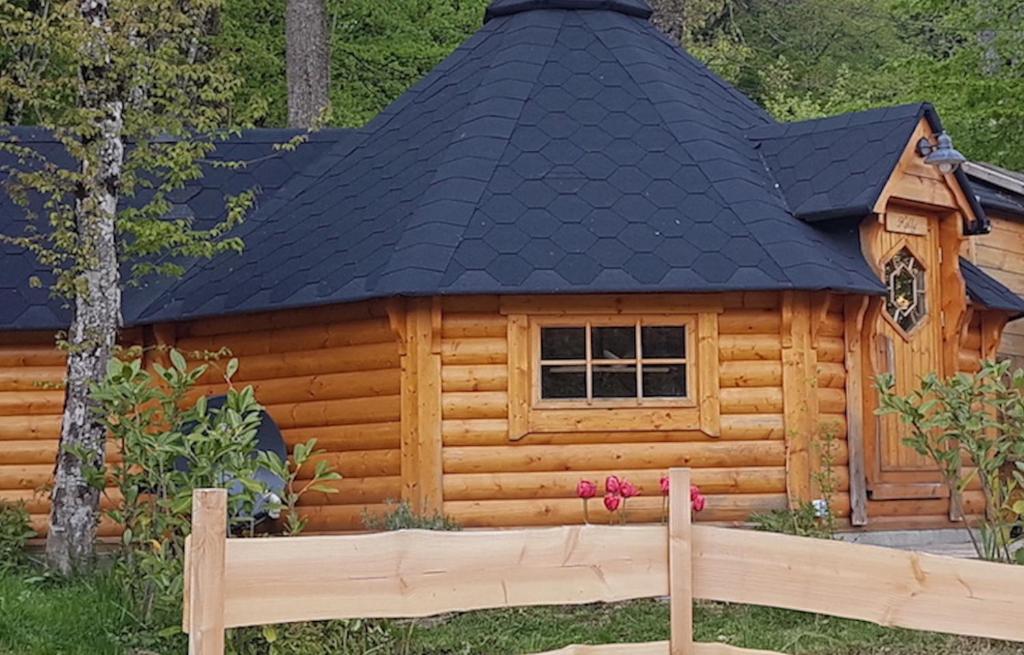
[884,248,927,334]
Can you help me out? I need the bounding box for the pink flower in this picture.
[619,480,639,498]
[576,479,597,499]
[690,484,702,501]
[659,476,670,495]
[605,475,622,495]
[603,493,621,512]
[692,493,707,513]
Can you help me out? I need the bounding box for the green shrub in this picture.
[363,500,461,531]
[0,500,35,572]
[877,360,1024,563]
[750,503,834,539]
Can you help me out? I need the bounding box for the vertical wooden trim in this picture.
[508,313,530,441]
[939,213,967,378]
[980,311,1010,361]
[187,489,227,655]
[697,312,719,438]
[782,291,818,507]
[401,298,443,514]
[668,468,693,655]
[844,296,870,526]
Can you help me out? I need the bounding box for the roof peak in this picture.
[485,0,653,22]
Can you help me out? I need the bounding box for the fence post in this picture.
[187,488,228,655]
[668,468,694,655]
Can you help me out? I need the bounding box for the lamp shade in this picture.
[923,132,967,174]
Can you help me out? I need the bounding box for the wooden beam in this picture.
[185,489,227,655]
[781,292,818,507]
[980,311,1011,361]
[400,298,443,514]
[697,312,720,438]
[668,468,694,655]
[507,313,530,441]
[843,295,871,526]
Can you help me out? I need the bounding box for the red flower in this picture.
[690,484,701,501]
[692,493,707,513]
[576,479,597,499]
[603,493,621,512]
[659,475,670,495]
[605,475,622,495]
[619,480,639,498]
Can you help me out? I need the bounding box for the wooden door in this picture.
[866,210,947,500]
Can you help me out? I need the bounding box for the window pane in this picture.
[541,327,586,360]
[592,326,636,360]
[642,365,687,398]
[642,326,686,358]
[541,365,586,399]
[593,365,638,398]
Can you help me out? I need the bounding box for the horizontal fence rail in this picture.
[184,469,1024,655]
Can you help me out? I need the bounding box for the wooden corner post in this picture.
[668,468,694,655]
[186,488,228,655]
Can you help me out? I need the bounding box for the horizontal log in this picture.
[718,310,780,335]
[302,449,400,479]
[176,318,393,357]
[263,395,401,429]
[718,335,781,361]
[441,295,501,314]
[443,467,789,501]
[441,313,507,339]
[442,419,510,446]
[719,387,783,414]
[441,338,507,365]
[818,414,848,440]
[818,313,844,338]
[443,425,776,447]
[281,422,401,452]
[0,464,54,490]
[1,488,121,514]
[190,368,400,406]
[441,365,508,392]
[816,337,845,363]
[0,440,119,466]
[0,391,65,416]
[0,415,62,441]
[817,388,847,414]
[816,362,846,389]
[442,391,508,420]
[30,513,120,537]
[443,493,787,526]
[0,346,65,367]
[719,361,781,388]
[443,441,787,474]
[296,476,401,506]
[718,414,784,440]
[182,301,384,338]
[0,366,66,392]
[196,342,401,385]
[294,503,389,532]
[959,351,981,373]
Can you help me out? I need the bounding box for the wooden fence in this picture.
[183,469,1024,655]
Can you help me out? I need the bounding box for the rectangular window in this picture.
[538,319,690,405]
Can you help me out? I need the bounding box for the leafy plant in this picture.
[0,500,35,572]
[877,360,1024,563]
[363,500,461,532]
[90,349,339,624]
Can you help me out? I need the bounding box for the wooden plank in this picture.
[219,524,669,628]
[697,312,720,438]
[781,292,817,507]
[844,296,870,526]
[668,468,693,655]
[533,644,784,655]
[186,489,227,655]
[691,525,1024,643]
[401,299,444,514]
[498,295,724,316]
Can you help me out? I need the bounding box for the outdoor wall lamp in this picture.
[917,131,967,174]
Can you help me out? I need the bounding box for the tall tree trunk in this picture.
[285,0,330,128]
[650,0,686,45]
[45,0,125,575]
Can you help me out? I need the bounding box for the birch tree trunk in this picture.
[286,0,330,128]
[45,0,125,575]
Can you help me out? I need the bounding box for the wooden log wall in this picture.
[438,293,851,528]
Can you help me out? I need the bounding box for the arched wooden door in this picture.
[863,208,950,501]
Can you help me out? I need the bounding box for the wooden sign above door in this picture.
[885,211,928,236]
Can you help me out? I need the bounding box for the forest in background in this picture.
[214,0,1024,170]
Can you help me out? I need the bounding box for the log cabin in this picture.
[964,162,1024,370]
[3,0,1024,536]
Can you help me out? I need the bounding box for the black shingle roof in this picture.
[961,259,1024,316]
[1,0,1016,330]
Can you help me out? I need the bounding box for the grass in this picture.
[2,568,1022,655]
